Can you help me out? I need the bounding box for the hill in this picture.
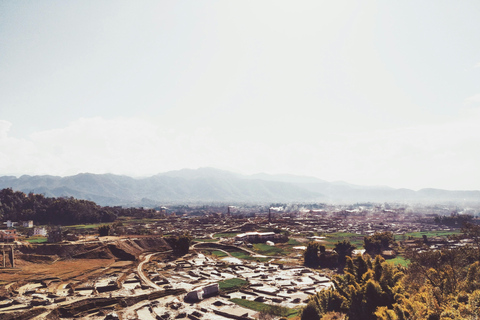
[0,168,478,206]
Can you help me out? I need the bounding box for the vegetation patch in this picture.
[323,233,364,249]
[402,230,460,239]
[230,298,299,318]
[230,251,269,262]
[287,238,302,246]
[25,236,47,243]
[66,223,109,230]
[218,278,248,291]
[253,243,287,256]
[386,256,410,267]
[194,238,219,243]
[213,232,239,238]
[211,250,228,257]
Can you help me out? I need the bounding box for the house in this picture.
[22,220,34,228]
[0,230,17,242]
[234,232,276,243]
[185,283,220,302]
[33,227,47,237]
[3,221,17,228]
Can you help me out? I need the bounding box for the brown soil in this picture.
[0,259,115,283]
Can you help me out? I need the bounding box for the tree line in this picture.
[0,188,157,225]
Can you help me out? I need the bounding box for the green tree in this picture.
[168,233,193,255]
[334,240,356,266]
[302,254,405,320]
[304,242,321,268]
[363,232,395,256]
[98,224,111,237]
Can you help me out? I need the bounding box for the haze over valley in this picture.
[1,168,479,206]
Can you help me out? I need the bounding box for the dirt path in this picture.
[137,253,162,289]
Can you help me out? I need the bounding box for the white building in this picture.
[4,220,17,228]
[234,232,276,243]
[33,227,47,237]
[23,220,34,228]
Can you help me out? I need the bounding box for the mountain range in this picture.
[0,168,478,206]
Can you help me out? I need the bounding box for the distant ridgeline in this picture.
[0,188,156,225]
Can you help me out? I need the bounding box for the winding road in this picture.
[137,253,163,289]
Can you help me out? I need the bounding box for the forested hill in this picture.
[0,188,155,225]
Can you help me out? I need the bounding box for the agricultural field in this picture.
[402,230,460,239]
[64,223,111,230]
[213,232,239,238]
[24,236,47,243]
[193,238,219,243]
[321,232,365,249]
[230,298,300,319]
[387,256,410,267]
[218,278,248,291]
[252,243,287,256]
[230,251,269,262]
[201,250,228,258]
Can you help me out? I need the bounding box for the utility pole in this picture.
[10,245,14,268]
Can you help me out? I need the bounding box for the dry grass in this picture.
[0,258,115,283]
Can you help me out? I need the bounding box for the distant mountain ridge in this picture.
[0,168,478,206]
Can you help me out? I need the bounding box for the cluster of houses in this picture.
[0,220,48,242]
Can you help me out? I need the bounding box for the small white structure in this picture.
[352,249,366,256]
[4,220,17,228]
[33,227,47,237]
[307,236,326,241]
[23,220,34,228]
[235,232,276,243]
[266,241,275,246]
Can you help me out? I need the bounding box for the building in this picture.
[185,283,220,302]
[33,227,47,237]
[3,220,17,228]
[22,220,34,228]
[0,230,17,242]
[235,232,276,243]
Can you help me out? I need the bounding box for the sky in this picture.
[1,1,480,190]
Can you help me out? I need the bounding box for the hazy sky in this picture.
[1,1,480,190]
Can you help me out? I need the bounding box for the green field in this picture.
[287,238,302,246]
[230,251,269,262]
[323,232,364,249]
[213,232,239,238]
[194,238,219,243]
[116,217,162,224]
[230,298,300,318]
[65,223,110,229]
[387,256,410,267]
[25,236,47,243]
[211,250,228,257]
[252,243,287,256]
[403,230,460,238]
[219,278,248,291]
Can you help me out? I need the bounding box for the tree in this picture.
[304,242,321,268]
[302,254,405,320]
[98,225,111,237]
[334,240,355,266]
[364,232,395,256]
[168,233,193,255]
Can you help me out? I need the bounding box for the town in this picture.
[1,201,479,320]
